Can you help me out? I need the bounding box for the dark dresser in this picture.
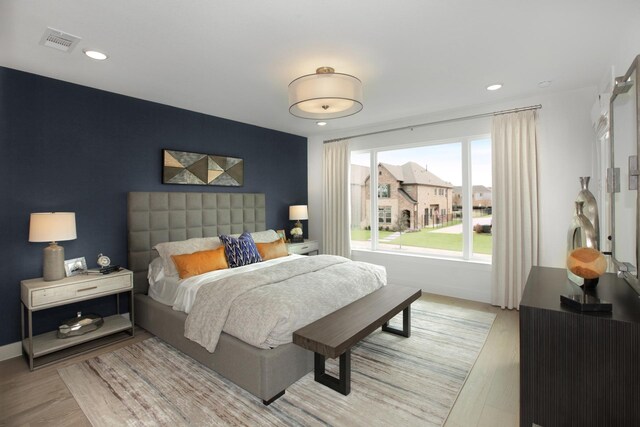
[520,266,640,426]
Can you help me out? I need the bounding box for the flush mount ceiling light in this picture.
[486,83,503,91]
[83,49,108,60]
[288,67,363,120]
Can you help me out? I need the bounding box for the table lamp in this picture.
[289,205,308,243]
[29,212,77,281]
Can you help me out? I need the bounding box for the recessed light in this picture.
[83,49,108,60]
[486,83,502,91]
[538,80,552,88]
[316,121,327,126]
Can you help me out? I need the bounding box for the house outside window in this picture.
[349,137,492,262]
[378,184,390,198]
[378,206,392,223]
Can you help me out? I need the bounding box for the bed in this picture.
[128,192,385,403]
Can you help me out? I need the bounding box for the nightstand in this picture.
[287,239,319,255]
[20,269,134,370]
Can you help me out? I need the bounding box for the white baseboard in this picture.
[0,312,132,363]
[0,341,22,362]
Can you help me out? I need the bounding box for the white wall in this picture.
[308,86,597,303]
[615,25,640,74]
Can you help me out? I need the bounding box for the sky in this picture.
[352,138,491,187]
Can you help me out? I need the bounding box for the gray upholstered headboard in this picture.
[127,192,266,293]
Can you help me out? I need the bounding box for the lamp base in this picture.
[43,242,65,281]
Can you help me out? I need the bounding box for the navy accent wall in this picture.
[0,67,307,346]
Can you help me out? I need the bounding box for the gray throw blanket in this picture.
[185,255,386,352]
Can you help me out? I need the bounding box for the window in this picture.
[378,206,392,223]
[471,138,492,258]
[378,184,390,198]
[350,136,492,262]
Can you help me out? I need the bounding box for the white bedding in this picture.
[147,257,181,306]
[185,255,386,352]
[172,254,304,312]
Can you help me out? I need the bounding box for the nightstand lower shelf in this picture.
[23,314,134,369]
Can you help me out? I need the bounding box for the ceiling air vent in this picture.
[39,28,81,53]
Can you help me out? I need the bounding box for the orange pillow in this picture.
[171,246,229,279]
[256,238,289,261]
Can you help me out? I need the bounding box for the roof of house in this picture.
[473,185,491,194]
[398,187,417,203]
[381,162,452,188]
[350,164,370,185]
[452,185,492,194]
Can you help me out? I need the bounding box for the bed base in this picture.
[134,294,313,403]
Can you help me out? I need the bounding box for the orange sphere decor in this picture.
[567,247,607,279]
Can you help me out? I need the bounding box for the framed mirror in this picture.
[609,55,640,294]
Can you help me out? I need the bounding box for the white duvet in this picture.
[183,255,386,352]
[172,254,304,313]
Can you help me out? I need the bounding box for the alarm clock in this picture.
[97,253,111,268]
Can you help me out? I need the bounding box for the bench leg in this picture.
[382,305,411,337]
[314,350,351,395]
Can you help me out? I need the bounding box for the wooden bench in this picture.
[293,285,422,395]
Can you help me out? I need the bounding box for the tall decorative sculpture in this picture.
[575,176,599,248]
[567,177,601,287]
[562,177,610,311]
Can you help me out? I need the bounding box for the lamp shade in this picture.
[29,212,77,242]
[289,205,309,221]
[288,67,363,119]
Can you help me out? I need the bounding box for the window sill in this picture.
[350,247,492,266]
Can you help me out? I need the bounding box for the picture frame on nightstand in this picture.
[64,257,87,277]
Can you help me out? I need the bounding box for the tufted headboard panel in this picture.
[127,192,266,293]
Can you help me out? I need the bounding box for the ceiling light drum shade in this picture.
[288,67,363,119]
[289,205,309,221]
[29,212,77,242]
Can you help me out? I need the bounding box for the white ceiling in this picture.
[1,0,638,138]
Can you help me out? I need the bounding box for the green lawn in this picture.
[350,227,492,255]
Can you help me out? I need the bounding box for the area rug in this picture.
[58,299,496,426]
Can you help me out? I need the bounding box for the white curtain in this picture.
[491,110,539,309]
[322,140,351,257]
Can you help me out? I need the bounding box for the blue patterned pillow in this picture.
[219,232,262,268]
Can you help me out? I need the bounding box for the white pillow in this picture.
[147,257,165,287]
[153,237,222,277]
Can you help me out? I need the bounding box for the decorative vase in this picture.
[567,201,598,286]
[575,177,599,250]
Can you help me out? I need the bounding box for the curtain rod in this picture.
[323,104,542,143]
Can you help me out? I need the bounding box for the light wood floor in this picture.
[0,294,519,426]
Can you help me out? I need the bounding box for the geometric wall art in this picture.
[163,149,244,186]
